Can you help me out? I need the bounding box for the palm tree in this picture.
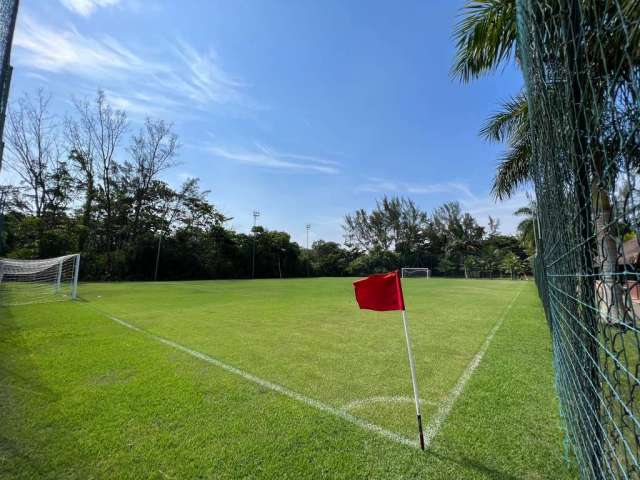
[453,1,640,198]
[500,251,523,280]
[463,255,478,279]
[452,1,527,200]
[480,95,529,200]
[451,0,517,83]
[514,201,536,255]
[453,1,639,322]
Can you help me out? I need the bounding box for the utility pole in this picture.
[251,210,260,279]
[306,224,311,277]
[154,234,162,281]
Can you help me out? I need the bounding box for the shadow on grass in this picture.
[0,305,59,476]
[0,307,57,399]
[427,449,520,480]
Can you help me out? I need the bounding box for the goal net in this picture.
[401,267,431,279]
[0,254,80,306]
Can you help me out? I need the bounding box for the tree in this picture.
[344,207,392,252]
[437,255,457,276]
[0,185,22,255]
[344,196,430,257]
[452,1,529,201]
[5,89,60,218]
[127,118,179,237]
[311,240,352,276]
[432,202,484,274]
[463,255,479,279]
[480,94,530,200]
[451,0,517,83]
[500,251,523,280]
[246,228,302,278]
[487,215,500,237]
[66,98,98,242]
[65,91,127,275]
[514,201,536,255]
[453,1,637,320]
[0,85,533,283]
[346,249,399,276]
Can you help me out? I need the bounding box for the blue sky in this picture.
[4,0,526,245]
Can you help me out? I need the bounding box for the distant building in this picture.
[0,0,18,172]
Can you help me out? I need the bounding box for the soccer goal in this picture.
[0,254,80,306]
[401,267,431,279]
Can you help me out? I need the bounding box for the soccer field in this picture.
[0,278,576,479]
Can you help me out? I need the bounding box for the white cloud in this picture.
[14,15,140,77]
[356,178,401,193]
[13,14,247,116]
[356,178,476,200]
[407,182,475,200]
[60,0,121,17]
[207,144,340,174]
[169,40,245,106]
[104,89,182,118]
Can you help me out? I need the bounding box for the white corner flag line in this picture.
[105,286,522,451]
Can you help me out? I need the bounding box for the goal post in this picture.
[401,267,431,279]
[0,254,81,306]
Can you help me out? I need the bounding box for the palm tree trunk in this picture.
[592,182,625,324]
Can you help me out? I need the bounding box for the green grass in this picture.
[0,278,577,479]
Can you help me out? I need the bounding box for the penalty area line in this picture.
[106,314,419,450]
[423,285,525,448]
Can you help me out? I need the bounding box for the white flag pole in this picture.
[401,309,425,450]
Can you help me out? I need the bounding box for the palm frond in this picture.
[479,92,528,142]
[451,0,517,82]
[491,136,532,200]
[514,206,534,216]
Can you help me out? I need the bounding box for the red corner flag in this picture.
[353,270,405,311]
[352,270,426,450]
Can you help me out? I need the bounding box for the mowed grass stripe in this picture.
[423,285,524,448]
[80,278,521,439]
[1,278,575,478]
[107,313,418,448]
[101,283,524,451]
[427,282,579,479]
[0,301,427,479]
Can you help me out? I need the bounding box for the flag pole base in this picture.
[417,414,425,450]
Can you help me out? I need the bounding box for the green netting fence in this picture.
[517,0,640,478]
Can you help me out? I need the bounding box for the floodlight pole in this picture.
[154,234,163,281]
[306,224,311,277]
[401,309,425,450]
[251,210,260,279]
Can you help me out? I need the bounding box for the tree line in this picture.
[0,89,532,280]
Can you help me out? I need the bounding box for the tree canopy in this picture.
[0,89,530,280]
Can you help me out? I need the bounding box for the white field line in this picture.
[422,285,525,448]
[107,315,418,449]
[342,395,438,412]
